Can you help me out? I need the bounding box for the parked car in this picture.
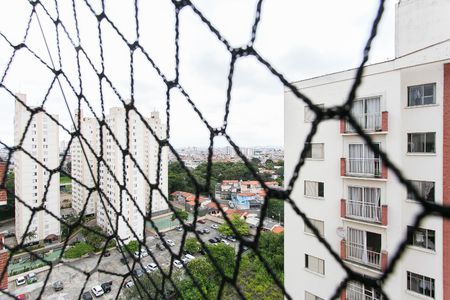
[125,280,134,288]
[104,250,111,257]
[146,263,158,272]
[120,257,129,264]
[202,228,210,234]
[166,239,175,247]
[195,229,204,235]
[101,281,112,293]
[176,226,183,232]
[181,256,189,264]
[15,295,25,300]
[211,224,219,229]
[134,250,148,259]
[26,272,37,284]
[156,243,164,251]
[185,254,195,261]
[91,285,104,297]
[208,238,217,244]
[198,219,206,224]
[82,291,93,300]
[16,276,26,286]
[214,237,222,243]
[221,239,230,246]
[132,268,145,278]
[52,280,64,291]
[173,260,183,269]
[227,236,237,242]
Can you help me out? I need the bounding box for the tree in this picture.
[184,237,201,254]
[122,268,179,299]
[125,240,139,253]
[81,225,106,250]
[266,198,284,224]
[218,214,250,237]
[171,210,189,222]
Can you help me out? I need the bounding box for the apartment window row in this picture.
[407,271,435,298]
[304,180,324,198]
[305,254,324,275]
[304,218,324,236]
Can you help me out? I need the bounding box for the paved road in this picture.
[3,219,234,300]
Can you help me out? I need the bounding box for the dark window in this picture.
[408,83,436,106]
[407,226,435,251]
[407,271,435,298]
[407,180,435,202]
[407,132,435,153]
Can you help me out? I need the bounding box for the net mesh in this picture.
[0,0,447,299]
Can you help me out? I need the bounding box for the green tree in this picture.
[125,240,139,253]
[218,214,250,237]
[171,210,189,222]
[82,225,106,250]
[266,198,284,224]
[63,242,94,259]
[122,269,178,300]
[184,237,201,254]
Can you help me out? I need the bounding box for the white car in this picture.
[181,256,189,264]
[166,240,175,247]
[146,263,158,272]
[211,224,219,229]
[221,239,230,246]
[173,260,183,269]
[91,285,104,297]
[185,254,195,261]
[15,276,26,286]
[125,280,134,288]
[134,250,148,259]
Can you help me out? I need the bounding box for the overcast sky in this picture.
[0,0,396,149]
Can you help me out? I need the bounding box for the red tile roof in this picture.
[271,225,284,234]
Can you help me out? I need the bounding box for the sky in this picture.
[0,0,397,149]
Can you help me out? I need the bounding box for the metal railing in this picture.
[347,282,382,300]
[346,200,382,223]
[347,158,381,177]
[346,112,381,132]
[346,243,381,269]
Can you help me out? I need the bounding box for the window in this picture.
[408,83,436,106]
[407,132,435,153]
[407,271,435,298]
[305,143,324,159]
[407,226,435,251]
[304,104,324,123]
[304,218,324,236]
[304,181,324,198]
[407,180,435,202]
[305,254,324,275]
[305,291,324,300]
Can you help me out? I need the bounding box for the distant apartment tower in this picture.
[0,160,7,206]
[285,1,450,299]
[71,108,168,242]
[14,93,60,244]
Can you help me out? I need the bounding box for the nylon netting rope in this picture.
[0,0,447,299]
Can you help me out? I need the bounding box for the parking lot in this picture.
[2,219,239,300]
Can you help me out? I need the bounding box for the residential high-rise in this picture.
[71,107,168,242]
[14,93,60,244]
[285,0,450,299]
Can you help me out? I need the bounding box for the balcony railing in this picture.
[346,200,381,223]
[346,243,381,269]
[346,282,382,300]
[347,158,381,177]
[346,112,381,133]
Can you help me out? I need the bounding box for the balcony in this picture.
[340,234,388,271]
[340,158,387,179]
[340,111,388,134]
[341,199,388,225]
[345,281,382,300]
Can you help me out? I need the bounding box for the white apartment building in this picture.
[14,93,60,244]
[285,1,450,299]
[71,107,168,242]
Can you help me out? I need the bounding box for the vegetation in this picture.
[218,214,250,237]
[63,242,93,259]
[81,225,107,251]
[266,198,284,224]
[184,237,201,254]
[123,232,284,300]
[125,240,139,253]
[60,175,71,184]
[0,171,15,220]
[171,210,189,222]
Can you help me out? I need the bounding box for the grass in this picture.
[60,175,71,184]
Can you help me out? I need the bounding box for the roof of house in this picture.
[222,180,239,184]
[264,181,279,186]
[240,180,260,186]
[237,192,256,197]
[170,191,195,198]
[225,209,248,218]
[271,225,284,234]
[205,202,227,210]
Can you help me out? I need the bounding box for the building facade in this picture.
[71,108,168,242]
[14,93,61,244]
[285,1,450,299]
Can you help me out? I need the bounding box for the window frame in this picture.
[305,143,325,160]
[305,254,325,275]
[407,271,435,298]
[304,180,324,198]
[407,83,436,107]
[407,132,436,153]
[407,180,435,202]
[305,291,324,300]
[304,218,325,237]
[407,226,435,251]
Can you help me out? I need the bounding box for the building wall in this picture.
[14,93,60,244]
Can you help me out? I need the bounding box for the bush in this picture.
[125,240,139,253]
[184,237,201,254]
[63,242,93,259]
